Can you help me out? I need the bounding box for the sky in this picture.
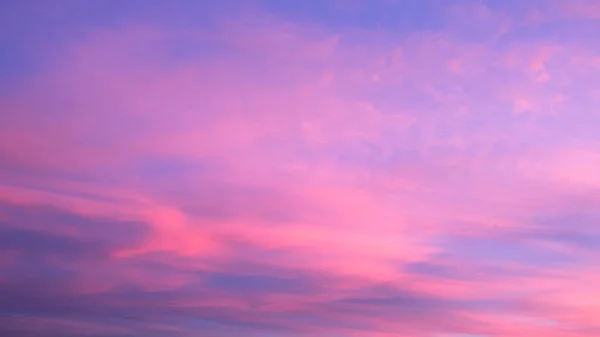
[1,0,600,336]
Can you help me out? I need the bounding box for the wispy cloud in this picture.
[1,1,600,336]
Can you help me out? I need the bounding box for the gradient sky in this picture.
[1,1,600,336]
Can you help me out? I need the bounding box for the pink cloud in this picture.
[2,2,600,336]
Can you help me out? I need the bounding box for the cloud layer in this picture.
[2,1,600,336]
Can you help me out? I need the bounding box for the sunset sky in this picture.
[1,1,600,336]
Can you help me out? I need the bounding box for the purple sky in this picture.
[2,1,600,336]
